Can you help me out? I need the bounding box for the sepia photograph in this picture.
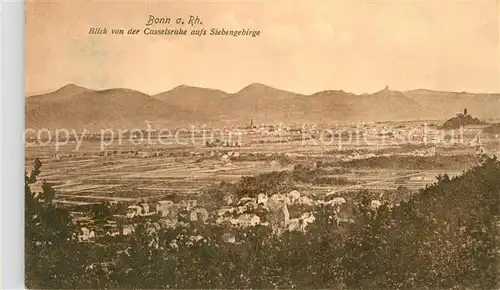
[25,1,499,289]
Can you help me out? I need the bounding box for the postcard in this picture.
[25,1,500,289]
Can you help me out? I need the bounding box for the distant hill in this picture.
[404,89,500,119]
[231,83,303,101]
[154,84,436,124]
[154,85,228,114]
[222,83,307,123]
[355,88,433,121]
[292,90,356,123]
[27,83,500,130]
[154,84,499,124]
[28,84,92,102]
[440,112,486,130]
[153,83,308,123]
[26,87,207,131]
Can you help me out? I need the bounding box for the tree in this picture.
[25,159,90,288]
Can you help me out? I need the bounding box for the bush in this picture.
[26,158,500,289]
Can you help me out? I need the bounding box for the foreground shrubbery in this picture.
[26,158,500,289]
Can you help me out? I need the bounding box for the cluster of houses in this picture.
[73,188,386,245]
[214,189,378,235]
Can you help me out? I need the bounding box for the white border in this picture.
[1,0,25,288]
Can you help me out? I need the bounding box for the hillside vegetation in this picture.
[26,158,500,289]
[440,113,486,129]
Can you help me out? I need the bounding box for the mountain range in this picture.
[26,83,500,130]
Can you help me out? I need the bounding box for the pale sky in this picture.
[26,0,500,95]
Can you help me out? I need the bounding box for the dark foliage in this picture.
[25,158,500,289]
[440,114,486,130]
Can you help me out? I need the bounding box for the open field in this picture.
[25,122,500,205]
